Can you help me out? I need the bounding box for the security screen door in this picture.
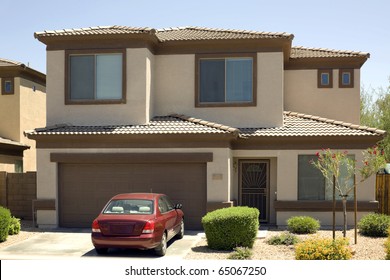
[239,160,269,223]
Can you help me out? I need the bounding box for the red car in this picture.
[91,193,184,256]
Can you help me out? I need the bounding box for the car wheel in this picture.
[95,247,108,255]
[176,220,184,239]
[155,232,167,256]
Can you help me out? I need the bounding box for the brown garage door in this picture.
[59,163,206,229]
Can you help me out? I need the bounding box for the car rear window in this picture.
[103,199,154,215]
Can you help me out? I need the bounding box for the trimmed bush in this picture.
[228,247,252,260]
[0,206,11,242]
[295,237,352,260]
[385,228,390,260]
[202,206,259,250]
[266,232,300,246]
[8,216,21,235]
[287,216,320,234]
[357,213,390,237]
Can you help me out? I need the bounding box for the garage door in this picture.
[59,163,206,229]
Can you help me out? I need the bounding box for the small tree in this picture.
[312,146,386,238]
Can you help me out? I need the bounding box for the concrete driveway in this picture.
[0,229,202,259]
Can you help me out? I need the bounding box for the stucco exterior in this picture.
[35,146,376,228]
[155,52,284,128]
[232,149,375,226]
[36,147,234,227]
[30,25,381,228]
[0,76,45,171]
[284,69,361,124]
[47,50,284,128]
[47,49,154,126]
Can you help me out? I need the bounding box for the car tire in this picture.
[176,220,184,239]
[95,247,108,255]
[155,232,167,256]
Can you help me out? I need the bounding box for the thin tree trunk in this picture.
[342,195,348,238]
[354,174,357,244]
[333,175,336,240]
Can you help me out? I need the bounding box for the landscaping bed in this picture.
[185,229,387,260]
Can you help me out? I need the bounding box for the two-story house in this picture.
[0,58,46,172]
[28,26,384,229]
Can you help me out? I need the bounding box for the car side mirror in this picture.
[175,203,182,209]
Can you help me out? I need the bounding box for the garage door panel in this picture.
[59,163,206,229]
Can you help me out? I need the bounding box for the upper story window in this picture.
[1,77,14,95]
[339,69,354,88]
[195,53,256,107]
[317,69,333,88]
[66,50,126,104]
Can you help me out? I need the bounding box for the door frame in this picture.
[238,159,270,223]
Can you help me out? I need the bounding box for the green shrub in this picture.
[8,216,21,235]
[202,206,259,250]
[266,232,300,246]
[357,213,390,237]
[228,247,252,260]
[287,216,320,234]
[385,228,390,260]
[0,206,11,242]
[295,237,352,260]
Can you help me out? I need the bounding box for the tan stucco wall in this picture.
[232,149,376,226]
[35,147,232,227]
[0,78,20,141]
[19,78,46,171]
[0,155,23,172]
[46,49,154,126]
[36,146,377,227]
[154,52,284,128]
[276,211,371,227]
[284,69,361,124]
[0,77,45,171]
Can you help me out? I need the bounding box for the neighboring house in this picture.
[0,58,46,172]
[28,26,384,229]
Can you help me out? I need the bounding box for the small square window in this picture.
[321,73,330,85]
[339,69,354,88]
[1,77,14,95]
[318,69,333,88]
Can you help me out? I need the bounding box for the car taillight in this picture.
[142,220,155,234]
[92,219,101,233]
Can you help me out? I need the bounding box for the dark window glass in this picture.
[199,57,253,103]
[70,55,94,100]
[69,54,122,101]
[199,59,225,102]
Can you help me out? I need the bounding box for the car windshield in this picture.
[103,199,154,215]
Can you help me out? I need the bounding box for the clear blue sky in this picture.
[2,0,389,90]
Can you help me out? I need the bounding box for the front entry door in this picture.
[239,160,269,223]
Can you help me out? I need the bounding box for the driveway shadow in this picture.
[82,238,177,258]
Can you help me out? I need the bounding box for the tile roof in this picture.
[291,46,370,59]
[27,115,237,136]
[34,26,369,59]
[27,112,385,138]
[34,25,293,41]
[0,136,29,148]
[155,26,293,42]
[34,26,154,38]
[0,58,23,67]
[239,112,385,137]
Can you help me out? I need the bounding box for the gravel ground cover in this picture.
[1,222,387,260]
[185,229,387,260]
